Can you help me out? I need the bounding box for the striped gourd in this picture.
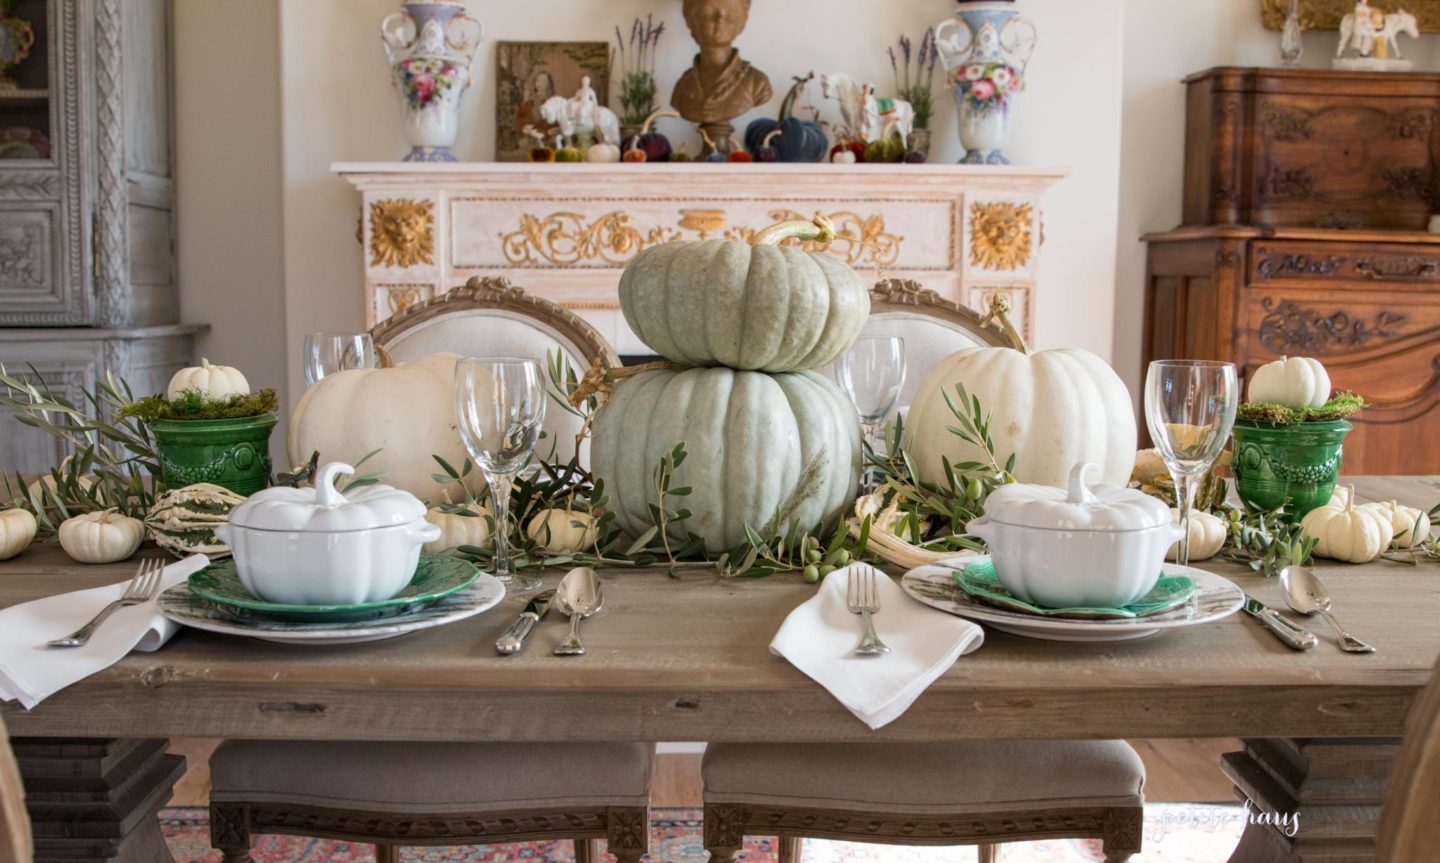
[145,483,246,558]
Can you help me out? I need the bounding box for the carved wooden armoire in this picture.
[1143,67,1440,474]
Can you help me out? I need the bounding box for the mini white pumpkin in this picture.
[1166,508,1226,562]
[167,358,250,401]
[57,509,145,564]
[0,508,37,561]
[423,503,494,553]
[1246,356,1330,409]
[1300,487,1392,563]
[1363,500,1431,550]
[1328,485,1352,508]
[526,508,599,554]
[25,456,99,510]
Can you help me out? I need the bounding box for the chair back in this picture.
[822,279,1021,410]
[0,715,30,863]
[1378,654,1440,861]
[370,277,620,465]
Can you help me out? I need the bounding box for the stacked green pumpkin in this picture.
[592,218,871,553]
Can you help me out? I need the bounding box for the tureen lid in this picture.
[979,463,1172,532]
[226,462,427,532]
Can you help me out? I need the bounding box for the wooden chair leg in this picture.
[977,843,999,863]
[574,837,601,863]
[778,835,803,863]
[1101,806,1143,863]
[210,803,254,863]
[375,843,400,863]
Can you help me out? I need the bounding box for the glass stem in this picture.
[861,420,881,492]
[1173,472,1197,568]
[489,471,514,579]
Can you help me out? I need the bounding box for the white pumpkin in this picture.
[57,509,145,564]
[1246,356,1330,408]
[526,508,599,553]
[1166,508,1226,562]
[905,302,1137,489]
[423,503,494,553]
[288,352,483,502]
[1328,485,1352,508]
[167,358,250,400]
[0,508,37,561]
[1301,488,1392,563]
[1363,500,1431,550]
[25,456,99,510]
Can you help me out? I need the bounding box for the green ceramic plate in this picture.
[952,559,1196,621]
[187,554,482,623]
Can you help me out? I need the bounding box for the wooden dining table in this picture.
[3,475,1438,863]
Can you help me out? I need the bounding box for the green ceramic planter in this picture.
[1231,418,1351,520]
[149,414,278,496]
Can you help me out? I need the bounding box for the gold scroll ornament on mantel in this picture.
[1259,0,1440,30]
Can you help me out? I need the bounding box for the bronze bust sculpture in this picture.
[672,0,772,152]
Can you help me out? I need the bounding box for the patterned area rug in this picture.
[162,805,1245,862]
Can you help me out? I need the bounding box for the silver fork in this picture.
[847,566,891,656]
[48,559,164,648]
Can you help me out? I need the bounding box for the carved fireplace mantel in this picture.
[334,162,1065,354]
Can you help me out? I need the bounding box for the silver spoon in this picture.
[553,567,603,657]
[1279,565,1375,654]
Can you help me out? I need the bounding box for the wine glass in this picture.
[304,332,375,386]
[837,336,906,487]
[1145,360,1238,566]
[454,358,547,592]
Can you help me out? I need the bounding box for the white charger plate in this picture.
[158,573,505,645]
[901,557,1244,642]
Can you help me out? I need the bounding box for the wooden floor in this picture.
[166,738,1235,808]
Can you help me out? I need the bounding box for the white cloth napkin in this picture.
[0,554,209,709]
[770,563,984,729]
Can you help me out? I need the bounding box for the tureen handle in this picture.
[315,462,355,509]
[1065,463,1098,505]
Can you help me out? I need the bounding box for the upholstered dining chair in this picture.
[1377,655,1440,861]
[209,741,652,862]
[369,275,621,464]
[702,740,1144,863]
[820,278,1021,410]
[0,715,29,863]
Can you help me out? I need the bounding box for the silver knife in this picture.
[495,590,555,655]
[1243,593,1318,650]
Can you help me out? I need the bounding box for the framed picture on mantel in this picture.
[495,41,611,162]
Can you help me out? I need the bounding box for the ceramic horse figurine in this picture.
[540,78,621,146]
[1338,3,1418,58]
[820,72,914,145]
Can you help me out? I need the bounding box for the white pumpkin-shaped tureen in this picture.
[215,462,441,606]
[966,463,1185,609]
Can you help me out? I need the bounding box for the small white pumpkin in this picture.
[526,508,599,554]
[26,456,99,510]
[1246,356,1331,409]
[0,508,37,561]
[1166,508,1226,562]
[423,503,494,553]
[1328,485,1352,508]
[1363,500,1431,550]
[57,509,145,564]
[166,358,250,401]
[1300,487,1392,563]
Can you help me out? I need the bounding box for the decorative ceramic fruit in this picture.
[617,216,870,372]
[587,128,621,163]
[1166,508,1226,562]
[287,351,484,502]
[863,136,905,164]
[831,149,857,164]
[166,358,249,401]
[906,297,1138,489]
[620,109,676,163]
[705,150,726,163]
[422,502,494,553]
[58,509,145,564]
[753,129,782,162]
[145,483,246,558]
[1300,487,1392,563]
[1364,499,1431,549]
[1247,356,1331,409]
[591,367,862,554]
[743,75,828,162]
[829,138,865,163]
[669,147,693,163]
[526,507,599,553]
[0,508,37,561]
[726,136,753,163]
[554,134,583,163]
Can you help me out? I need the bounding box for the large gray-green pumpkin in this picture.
[618,217,871,372]
[591,367,862,553]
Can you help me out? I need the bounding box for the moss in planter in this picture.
[120,388,278,422]
[1236,392,1364,426]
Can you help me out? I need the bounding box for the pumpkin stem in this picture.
[640,109,678,136]
[375,344,396,369]
[980,294,1030,354]
[568,358,684,409]
[750,215,837,247]
[779,72,812,122]
[762,128,783,148]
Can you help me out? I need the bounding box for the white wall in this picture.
[276,0,1125,403]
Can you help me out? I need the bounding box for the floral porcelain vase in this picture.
[380,1,482,162]
[935,1,1036,164]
